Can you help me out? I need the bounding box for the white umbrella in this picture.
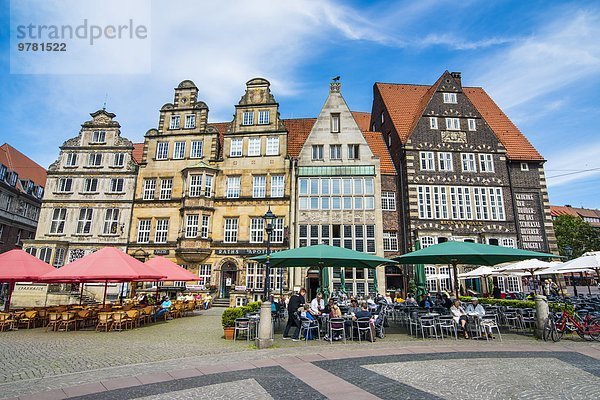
[551,253,600,295]
[496,259,556,294]
[458,266,497,278]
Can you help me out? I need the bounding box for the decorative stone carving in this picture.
[441,131,467,143]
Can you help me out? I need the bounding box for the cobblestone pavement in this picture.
[0,307,599,399]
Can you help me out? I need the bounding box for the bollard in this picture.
[534,295,549,339]
[255,301,274,349]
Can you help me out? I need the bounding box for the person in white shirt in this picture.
[450,299,469,339]
[310,292,325,315]
[465,297,485,316]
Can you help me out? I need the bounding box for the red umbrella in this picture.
[145,257,199,299]
[0,249,56,311]
[145,257,200,282]
[40,247,165,305]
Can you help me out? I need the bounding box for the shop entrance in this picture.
[220,262,237,298]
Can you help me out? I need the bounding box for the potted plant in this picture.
[221,307,243,340]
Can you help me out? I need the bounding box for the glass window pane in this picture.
[299,179,308,195]
[310,179,319,195]
[321,197,330,210]
[365,178,374,194]
[343,179,352,194]
[332,179,341,195]
[321,179,330,195]
[353,178,363,194]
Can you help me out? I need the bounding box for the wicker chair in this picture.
[111,312,128,331]
[0,313,15,332]
[125,310,140,329]
[96,312,113,332]
[18,310,39,329]
[59,312,77,332]
[46,312,61,332]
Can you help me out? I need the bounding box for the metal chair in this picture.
[355,317,374,343]
[328,317,346,344]
[437,316,458,340]
[481,315,502,341]
[420,316,440,339]
[234,318,251,342]
[299,317,320,342]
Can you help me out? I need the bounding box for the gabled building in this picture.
[0,143,46,253]
[371,71,557,293]
[127,80,221,281]
[551,205,600,228]
[24,110,138,267]
[287,81,399,298]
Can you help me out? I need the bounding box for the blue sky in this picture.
[1,0,599,207]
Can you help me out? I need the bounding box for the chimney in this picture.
[330,76,341,93]
[450,71,462,87]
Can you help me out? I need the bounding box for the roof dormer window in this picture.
[242,111,254,126]
[258,110,269,125]
[91,130,106,143]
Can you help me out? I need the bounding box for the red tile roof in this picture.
[351,111,372,132]
[132,143,144,164]
[283,118,316,157]
[463,87,543,161]
[0,143,47,187]
[550,205,579,218]
[375,79,544,161]
[362,131,396,175]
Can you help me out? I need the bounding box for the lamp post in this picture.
[564,245,577,296]
[256,206,276,349]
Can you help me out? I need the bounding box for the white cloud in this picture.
[544,144,600,187]
[473,9,600,110]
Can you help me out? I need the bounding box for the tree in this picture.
[553,215,600,258]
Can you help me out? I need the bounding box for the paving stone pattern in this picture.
[135,379,273,400]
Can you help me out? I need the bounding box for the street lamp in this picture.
[564,245,577,297]
[262,206,276,300]
[256,206,276,349]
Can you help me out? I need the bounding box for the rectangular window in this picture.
[83,178,98,193]
[348,144,360,159]
[50,208,67,233]
[185,214,199,238]
[468,119,476,131]
[204,175,213,197]
[184,114,196,129]
[266,137,279,155]
[137,219,151,243]
[200,215,210,239]
[438,152,453,171]
[155,219,169,243]
[248,137,261,156]
[473,187,489,220]
[489,187,505,220]
[226,176,241,198]
[169,115,180,129]
[250,218,264,243]
[76,208,93,234]
[173,142,185,159]
[143,179,156,200]
[230,138,243,157]
[242,111,254,125]
[272,218,284,243]
[103,208,120,234]
[520,162,529,171]
[92,130,106,143]
[58,178,73,193]
[156,142,169,160]
[461,153,477,172]
[383,231,399,251]
[270,175,284,198]
[66,153,77,167]
[443,93,457,104]
[312,145,324,160]
[88,153,102,166]
[224,218,238,243]
[189,175,202,197]
[53,248,65,267]
[331,113,340,133]
[190,141,203,158]
[113,153,125,167]
[479,154,494,173]
[109,178,124,193]
[417,186,433,219]
[252,175,266,198]
[429,117,438,129]
[198,264,211,285]
[258,110,269,125]
[329,144,342,160]
[381,191,396,211]
[445,118,460,130]
[160,178,173,200]
[419,152,435,171]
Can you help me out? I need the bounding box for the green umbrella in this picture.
[413,240,427,298]
[251,245,396,297]
[320,266,330,300]
[372,268,378,294]
[340,269,347,294]
[394,241,560,299]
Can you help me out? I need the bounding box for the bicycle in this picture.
[543,310,600,342]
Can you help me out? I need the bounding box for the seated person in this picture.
[418,294,432,309]
[466,297,493,338]
[450,299,469,339]
[348,299,361,315]
[323,298,335,315]
[300,304,318,340]
[310,293,325,315]
[353,302,372,320]
[442,294,453,309]
[153,296,172,321]
[405,293,417,305]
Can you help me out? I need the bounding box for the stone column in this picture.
[534,294,549,338]
[255,301,273,349]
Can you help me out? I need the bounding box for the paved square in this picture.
[136,378,272,400]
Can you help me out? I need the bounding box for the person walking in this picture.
[283,288,306,341]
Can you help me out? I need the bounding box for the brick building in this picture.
[370,71,557,293]
[0,143,46,253]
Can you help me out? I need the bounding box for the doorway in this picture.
[220,262,237,298]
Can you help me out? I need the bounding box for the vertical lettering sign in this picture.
[514,192,548,252]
